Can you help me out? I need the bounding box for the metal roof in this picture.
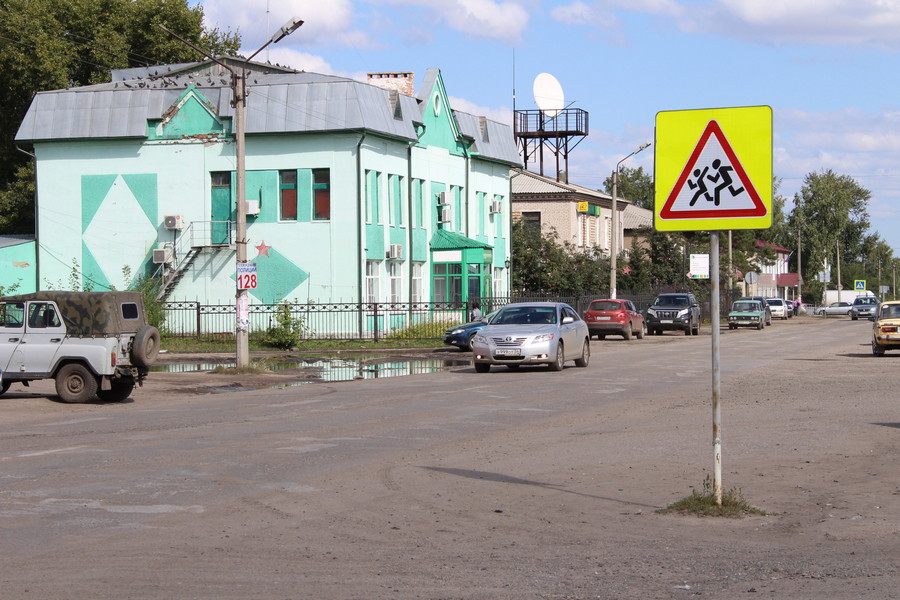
[510,168,614,201]
[621,204,653,230]
[430,229,493,250]
[16,63,520,165]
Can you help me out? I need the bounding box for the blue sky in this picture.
[194,0,900,252]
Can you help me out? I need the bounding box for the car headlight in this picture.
[677,309,689,318]
[473,334,487,344]
[647,308,657,317]
[532,333,556,343]
[450,328,465,334]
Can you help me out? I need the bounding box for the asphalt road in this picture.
[1,316,897,599]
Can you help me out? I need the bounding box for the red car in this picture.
[583,298,645,340]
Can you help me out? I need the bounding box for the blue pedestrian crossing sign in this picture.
[854,280,866,291]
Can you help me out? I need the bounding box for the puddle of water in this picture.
[152,357,471,386]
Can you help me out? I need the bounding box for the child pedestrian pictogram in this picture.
[659,120,766,220]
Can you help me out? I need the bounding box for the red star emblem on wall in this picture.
[622,266,631,275]
[255,241,271,257]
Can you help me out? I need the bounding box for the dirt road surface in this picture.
[1,316,897,599]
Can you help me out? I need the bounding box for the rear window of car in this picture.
[767,299,783,306]
[121,302,140,320]
[589,301,620,311]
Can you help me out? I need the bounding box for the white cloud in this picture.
[374,0,531,43]
[554,0,900,49]
[199,0,375,50]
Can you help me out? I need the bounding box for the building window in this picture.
[411,263,424,304]
[389,262,402,303]
[522,211,541,234]
[366,261,379,304]
[493,267,503,297]
[433,263,462,304]
[313,169,330,220]
[280,170,297,220]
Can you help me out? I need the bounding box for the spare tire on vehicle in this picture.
[131,325,161,367]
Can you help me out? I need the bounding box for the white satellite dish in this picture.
[533,72,564,118]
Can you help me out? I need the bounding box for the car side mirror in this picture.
[562,316,574,324]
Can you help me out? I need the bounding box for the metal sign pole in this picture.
[710,231,723,505]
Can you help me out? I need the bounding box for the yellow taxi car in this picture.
[871,301,900,355]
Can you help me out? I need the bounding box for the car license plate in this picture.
[597,316,611,320]
[660,319,673,324]
[495,348,521,356]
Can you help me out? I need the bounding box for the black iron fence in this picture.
[162,286,732,342]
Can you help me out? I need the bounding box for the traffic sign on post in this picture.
[655,106,772,232]
[855,280,866,291]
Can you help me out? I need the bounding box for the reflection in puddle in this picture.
[152,357,471,386]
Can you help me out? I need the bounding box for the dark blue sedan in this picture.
[443,311,495,351]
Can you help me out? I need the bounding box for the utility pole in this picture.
[610,142,650,299]
[160,17,304,367]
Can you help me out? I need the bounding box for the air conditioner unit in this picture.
[152,247,173,264]
[163,215,184,230]
[437,191,450,205]
[246,199,260,216]
[387,244,403,260]
[490,200,502,214]
[439,206,452,223]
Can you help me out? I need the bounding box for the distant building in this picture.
[509,167,651,256]
[15,60,520,309]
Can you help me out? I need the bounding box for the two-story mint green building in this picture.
[15,60,519,309]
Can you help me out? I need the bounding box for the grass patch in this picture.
[657,476,766,518]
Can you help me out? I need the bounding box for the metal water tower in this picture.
[515,73,588,181]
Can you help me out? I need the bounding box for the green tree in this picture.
[789,169,872,289]
[602,165,654,209]
[0,0,240,234]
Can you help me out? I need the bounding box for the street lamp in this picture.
[160,17,303,367]
[610,142,650,299]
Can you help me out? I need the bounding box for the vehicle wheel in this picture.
[872,340,885,356]
[623,327,632,340]
[131,325,161,367]
[636,323,645,339]
[654,328,662,336]
[574,339,590,367]
[0,380,11,395]
[97,379,135,402]
[729,324,735,330]
[692,322,700,336]
[851,313,858,321]
[464,332,477,351]
[684,327,691,336]
[598,334,606,340]
[757,321,764,330]
[474,362,490,373]
[548,343,564,371]
[55,363,98,404]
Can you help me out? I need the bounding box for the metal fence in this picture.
[162,287,722,342]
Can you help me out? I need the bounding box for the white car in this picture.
[470,302,590,372]
[765,298,790,320]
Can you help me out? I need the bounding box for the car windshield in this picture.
[767,299,783,306]
[733,302,758,312]
[856,297,877,305]
[494,306,557,325]
[654,296,688,307]
[589,301,620,311]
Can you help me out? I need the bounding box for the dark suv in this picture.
[645,292,701,336]
[849,295,878,320]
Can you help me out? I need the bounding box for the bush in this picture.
[266,302,305,350]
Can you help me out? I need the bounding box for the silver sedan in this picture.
[470,302,591,372]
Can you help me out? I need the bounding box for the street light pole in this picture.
[160,17,303,367]
[610,142,650,299]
